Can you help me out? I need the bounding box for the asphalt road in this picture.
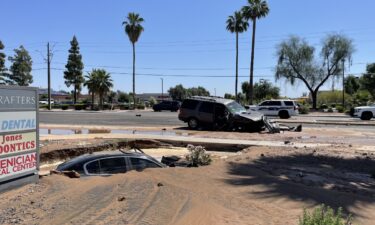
[40,110,185,127]
[39,110,374,128]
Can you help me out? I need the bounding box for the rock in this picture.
[157,182,164,187]
[284,141,291,145]
[260,154,265,157]
[117,196,126,202]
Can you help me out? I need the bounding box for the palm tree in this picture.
[242,0,270,104]
[85,69,113,110]
[122,13,144,108]
[84,71,98,110]
[226,11,249,102]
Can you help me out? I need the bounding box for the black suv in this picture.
[153,100,181,112]
[178,96,264,131]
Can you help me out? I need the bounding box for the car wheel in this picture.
[361,111,373,120]
[279,110,290,119]
[188,118,199,129]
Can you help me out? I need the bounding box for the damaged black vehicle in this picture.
[178,96,301,133]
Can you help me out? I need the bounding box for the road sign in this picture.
[0,86,39,192]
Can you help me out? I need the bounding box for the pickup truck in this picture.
[353,105,375,120]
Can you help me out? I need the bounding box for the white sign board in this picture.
[0,87,39,192]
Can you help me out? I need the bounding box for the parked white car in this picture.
[39,99,54,105]
[353,105,375,120]
[249,99,299,119]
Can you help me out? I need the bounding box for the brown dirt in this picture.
[2,146,375,225]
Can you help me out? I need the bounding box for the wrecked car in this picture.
[55,149,166,176]
[178,96,301,133]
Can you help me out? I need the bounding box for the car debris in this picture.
[178,96,302,133]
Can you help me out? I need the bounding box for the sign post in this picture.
[0,86,39,192]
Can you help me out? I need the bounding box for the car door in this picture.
[258,101,271,115]
[128,157,161,171]
[268,101,282,116]
[198,102,214,123]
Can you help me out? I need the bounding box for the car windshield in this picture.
[226,101,246,114]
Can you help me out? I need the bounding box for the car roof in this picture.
[57,151,158,169]
[187,96,234,105]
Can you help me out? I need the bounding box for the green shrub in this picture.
[74,104,86,110]
[102,104,111,110]
[61,105,69,110]
[327,107,333,113]
[136,104,145,110]
[320,104,328,110]
[336,106,344,113]
[186,145,212,166]
[120,104,130,110]
[299,105,310,114]
[299,205,352,225]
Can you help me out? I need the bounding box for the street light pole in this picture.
[342,59,345,108]
[160,78,164,100]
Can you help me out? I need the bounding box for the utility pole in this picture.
[160,78,164,100]
[342,59,345,108]
[47,42,51,110]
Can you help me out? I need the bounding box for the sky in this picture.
[1,0,375,97]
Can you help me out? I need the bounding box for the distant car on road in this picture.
[39,99,54,105]
[178,96,264,131]
[353,104,375,120]
[248,99,299,119]
[56,150,165,176]
[153,100,181,112]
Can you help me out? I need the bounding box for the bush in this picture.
[136,104,145,110]
[299,105,310,114]
[119,104,130,110]
[186,145,212,167]
[61,105,69,110]
[74,104,86,110]
[299,205,352,225]
[327,107,333,113]
[336,106,344,113]
[320,104,328,110]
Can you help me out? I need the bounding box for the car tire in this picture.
[279,110,290,119]
[361,111,373,120]
[188,118,199,129]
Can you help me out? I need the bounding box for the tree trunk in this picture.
[249,19,257,105]
[99,93,103,110]
[74,86,77,104]
[91,92,94,110]
[235,32,239,102]
[312,90,318,110]
[132,42,136,109]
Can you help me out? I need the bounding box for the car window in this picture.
[199,102,214,113]
[130,158,160,171]
[181,99,199,110]
[226,101,246,114]
[99,157,127,174]
[271,101,282,106]
[86,160,100,174]
[259,101,269,106]
[284,101,294,106]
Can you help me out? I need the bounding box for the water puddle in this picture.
[40,128,190,137]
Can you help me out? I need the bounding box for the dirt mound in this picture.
[2,146,375,225]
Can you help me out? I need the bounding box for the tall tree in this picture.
[188,86,210,97]
[344,75,360,95]
[275,35,354,109]
[168,84,188,101]
[64,36,84,104]
[84,71,97,110]
[241,80,279,103]
[8,45,33,86]
[226,11,249,102]
[123,13,144,107]
[242,0,270,105]
[0,40,9,84]
[360,63,375,99]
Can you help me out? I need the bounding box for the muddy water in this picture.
[40,128,190,136]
